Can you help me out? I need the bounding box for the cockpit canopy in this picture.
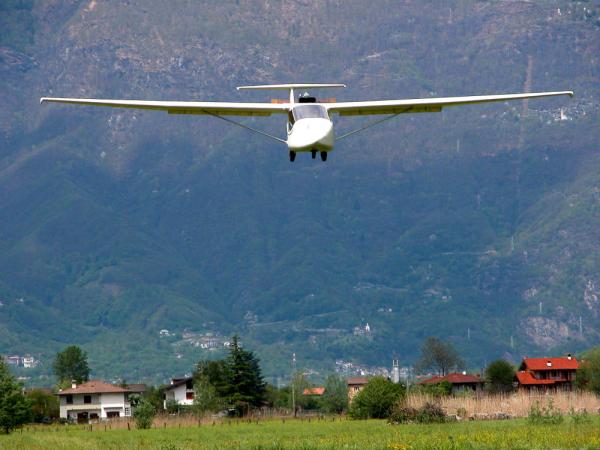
[291,104,329,122]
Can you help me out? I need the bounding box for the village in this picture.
[52,353,581,423]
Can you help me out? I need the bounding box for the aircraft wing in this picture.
[39,97,290,116]
[326,91,573,116]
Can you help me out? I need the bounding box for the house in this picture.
[57,380,133,422]
[124,383,147,397]
[419,372,484,393]
[5,356,21,366]
[22,356,38,368]
[163,377,194,408]
[516,355,578,391]
[302,387,325,396]
[347,377,369,401]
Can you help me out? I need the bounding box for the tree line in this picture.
[3,336,600,432]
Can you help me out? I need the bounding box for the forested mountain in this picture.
[1,0,599,384]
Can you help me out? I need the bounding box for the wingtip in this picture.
[568,91,574,97]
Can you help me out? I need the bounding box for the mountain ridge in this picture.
[1,0,599,384]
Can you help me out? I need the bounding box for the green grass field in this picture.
[2,417,600,450]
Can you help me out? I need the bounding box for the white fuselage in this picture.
[287,117,334,152]
[286,104,334,153]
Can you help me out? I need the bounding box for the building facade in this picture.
[419,372,484,394]
[57,381,133,422]
[516,355,578,391]
[347,377,369,401]
[164,377,195,408]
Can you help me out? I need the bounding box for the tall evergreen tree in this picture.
[0,357,32,433]
[53,345,90,385]
[225,335,266,410]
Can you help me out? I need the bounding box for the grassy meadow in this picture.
[2,416,600,450]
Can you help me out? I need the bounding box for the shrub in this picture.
[133,399,156,429]
[569,407,591,425]
[26,388,59,423]
[349,377,404,419]
[416,402,446,423]
[527,400,563,425]
[389,404,419,424]
[165,399,179,414]
[389,401,446,424]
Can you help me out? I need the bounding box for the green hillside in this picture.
[0,0,599,384]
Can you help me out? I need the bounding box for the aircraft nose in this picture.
[287,119,334,151]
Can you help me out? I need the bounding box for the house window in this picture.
[186,392,194,400]
[66,395,73,404]
[106,411,120,419]
[186,380,193,390]
[84,395,92,404]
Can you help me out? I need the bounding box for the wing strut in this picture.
[202,110,286,144]
[336,110,407,140]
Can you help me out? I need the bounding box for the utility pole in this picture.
[291,352,296,417]
[579,316,583,338]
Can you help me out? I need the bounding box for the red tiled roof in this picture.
[347,377,369,386]
[516,371,555,385]
[420,373,483,385]
[521,357,578,371]
[58,380,131,395]
[303,387,325,396]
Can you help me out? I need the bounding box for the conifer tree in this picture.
[225,335,266,411]
[0,357,32,433]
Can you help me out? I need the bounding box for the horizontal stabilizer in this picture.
[237,83,346,90]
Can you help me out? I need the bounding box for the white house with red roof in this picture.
[516,355,578,391]
[58,380,133,422]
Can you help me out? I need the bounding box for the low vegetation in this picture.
[405,390,600,419]
[2,416,600,449]
[389,402,446,424]
[348,377,404,419]
[132,399,156,430]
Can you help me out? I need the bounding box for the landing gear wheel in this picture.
[320,151,327,162]
[289,151,296,162]
[311,150,317,159]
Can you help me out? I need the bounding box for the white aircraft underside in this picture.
[40,83,573,162]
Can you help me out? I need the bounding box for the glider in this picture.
[41,83,573,162]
